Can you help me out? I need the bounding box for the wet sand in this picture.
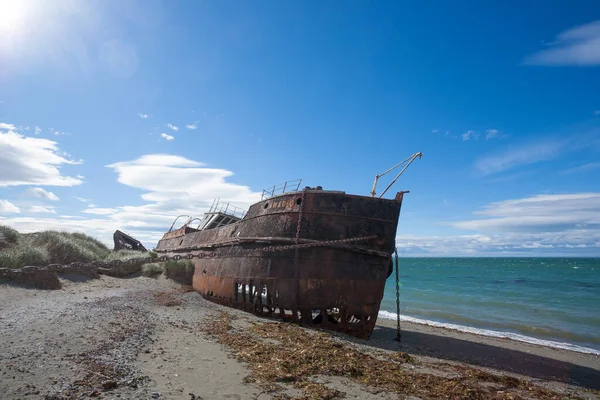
[1,275,598,399]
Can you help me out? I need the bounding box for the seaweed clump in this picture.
[201,312,573,400]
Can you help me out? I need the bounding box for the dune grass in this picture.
[0,225,19,249]
[163,260,195,285]
[142,263,164,277]
[30,230,111,264]
[0,225,154,269]
[1,225,195,285]
[0,246,50,269]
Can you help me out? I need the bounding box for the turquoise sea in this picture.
[379,258,600,355]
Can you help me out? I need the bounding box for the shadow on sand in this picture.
[342,324,600,390]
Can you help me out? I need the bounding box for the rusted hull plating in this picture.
[156,189,405,339]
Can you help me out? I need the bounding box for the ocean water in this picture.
[379,258,600,355]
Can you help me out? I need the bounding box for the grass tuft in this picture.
[163,260,194,285]
[0,246,49,269]
[142,263,164,277]
[0,225,19,249]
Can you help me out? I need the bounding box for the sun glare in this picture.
[0,0,31,34]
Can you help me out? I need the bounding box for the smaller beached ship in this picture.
[155,152,421,339]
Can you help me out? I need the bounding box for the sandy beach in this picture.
[1,274,598,400]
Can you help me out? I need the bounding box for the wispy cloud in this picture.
[450,193,600,233]
[485,169,537,184]
[561,161,600,175]
[0,123,83,187]
[474,131,600,176]
[26,187,59,201]
[166,123,179,131]
[0,200,20,214]
[474,138,564,176]
[462,130,480,141]
[485,129,498,139]
[138,113,150,119]
[34,126,42,135]
[594,110,600,116]
[29,206,57,214]
[524,20,600,66]
[82,207,118,215]
[75,197,91,203]
[186,122,198,130]
[431,129,439,133]
[396,230,600,256]
[388,192,600,256]
[160,133,174,141]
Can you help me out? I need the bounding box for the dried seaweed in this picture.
[153,291,183,307]
[201,312,577,400]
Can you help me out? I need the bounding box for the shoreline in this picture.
[1,275,599,399]
[377,310,600,356]
[371,315,600,390]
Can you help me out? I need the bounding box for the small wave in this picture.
[377,311,600,356]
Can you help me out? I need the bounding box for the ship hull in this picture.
[156,189,405,339]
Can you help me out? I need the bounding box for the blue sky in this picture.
[1,0,599,255]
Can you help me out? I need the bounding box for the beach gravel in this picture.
[1,274,599,400]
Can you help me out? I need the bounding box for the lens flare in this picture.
[0,0,30,34]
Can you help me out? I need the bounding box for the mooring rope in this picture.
[394,248,401,342]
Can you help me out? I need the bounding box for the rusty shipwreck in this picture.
[155,152,422,339]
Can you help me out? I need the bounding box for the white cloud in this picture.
[82,207,118,215]
[138,113,150,119]
[26,187,59,201]
[1,154,263,249]
[462,130,479,141]
[431,129,439,133]
[166,123,179,131]
[394,192,600,256]
[34,126,42,134]
[561,162,600,175]
[485,129,499,139]
[75,196,91,203]
[449,193,600,233]
[524,20,600,66]
[0,123,17,130]
[0,200,20,214]
[0,124,83,187]
[396,231,600,256]
[54,131,68,136]
[29,206,57,214]
[186,123,198,130]
[160,133,174,141]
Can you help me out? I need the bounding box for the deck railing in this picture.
[261,179,303,200]
[207,200,247,219]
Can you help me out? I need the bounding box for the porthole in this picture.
[296,198,302,205]
[264,203,269,209]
